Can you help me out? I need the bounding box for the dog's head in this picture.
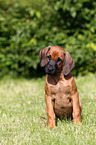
[39,46,75,75]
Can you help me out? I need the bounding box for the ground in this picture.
[0,74,96,144]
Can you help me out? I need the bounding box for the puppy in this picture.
[39,46,82,128]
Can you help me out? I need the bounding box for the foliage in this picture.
[0,0,96,77]
[0,74,96,144]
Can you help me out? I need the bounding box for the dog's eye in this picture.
[46,55,51,60]
[57,57,62,62]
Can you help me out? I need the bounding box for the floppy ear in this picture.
[39,46,51,67]
[63,51,75,75]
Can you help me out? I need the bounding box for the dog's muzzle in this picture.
[45,60,58,75]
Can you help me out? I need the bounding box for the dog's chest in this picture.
[50,80,71,98]
[45,76,75,118]
[49,81,72,118]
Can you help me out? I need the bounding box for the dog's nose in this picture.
[48,66,53,71]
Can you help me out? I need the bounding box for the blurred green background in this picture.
[0,0,96,77]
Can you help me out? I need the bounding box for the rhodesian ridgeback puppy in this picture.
[39,46,82,128]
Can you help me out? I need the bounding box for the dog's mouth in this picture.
[45,68,58,75]
[45,64,58,75]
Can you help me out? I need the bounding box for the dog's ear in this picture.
[39,46,51,67]
[63,51,75,75]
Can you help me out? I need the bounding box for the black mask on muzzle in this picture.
[45,60,58,75]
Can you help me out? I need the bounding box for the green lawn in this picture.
[0,74,96,145]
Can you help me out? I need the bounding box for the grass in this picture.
[0,74,96,145]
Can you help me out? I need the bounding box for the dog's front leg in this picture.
[45,94,56,128]
[72,91,81,124]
